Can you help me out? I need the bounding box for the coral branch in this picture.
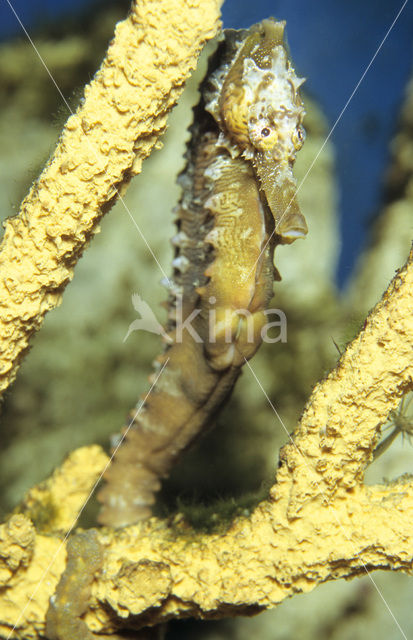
[275,247,413,515]
[0,0,221,396]
[1,250,412,638]
[17,446,108,534]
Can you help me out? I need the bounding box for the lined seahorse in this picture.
[97,19,307,527]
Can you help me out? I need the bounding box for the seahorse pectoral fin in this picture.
[253,152,307,244]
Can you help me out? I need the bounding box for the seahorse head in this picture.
[206,19,307,243]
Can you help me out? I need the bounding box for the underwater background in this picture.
[0,1,412,638]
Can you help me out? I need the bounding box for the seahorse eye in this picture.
[261,127,271,137]
[292,126,305,150]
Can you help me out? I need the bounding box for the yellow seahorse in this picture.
[98,18,307,527]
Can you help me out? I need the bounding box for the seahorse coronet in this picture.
[205,18,305,167]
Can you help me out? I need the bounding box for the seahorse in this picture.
[97,18,307,527]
